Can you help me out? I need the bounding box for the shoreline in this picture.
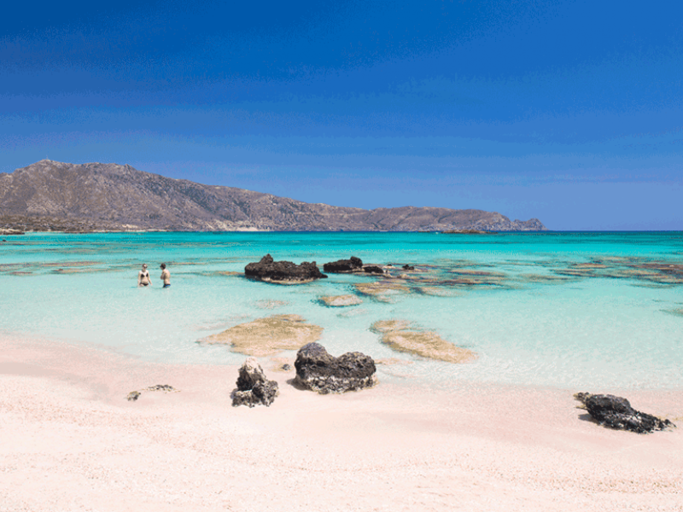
[1,333,682,511]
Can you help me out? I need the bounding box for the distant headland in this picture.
[0,160,546,233]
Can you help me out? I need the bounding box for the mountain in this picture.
[0,160,547,232]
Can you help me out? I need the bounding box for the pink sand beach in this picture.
[1,333,682,512]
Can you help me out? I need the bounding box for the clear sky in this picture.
[2,0,682,230]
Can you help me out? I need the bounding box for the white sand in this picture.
[1,334,682,512]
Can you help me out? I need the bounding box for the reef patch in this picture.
[201,314,323,357]
[371,320,476,363]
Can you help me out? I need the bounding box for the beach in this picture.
[2,232,683,510]
[2,333,681,512]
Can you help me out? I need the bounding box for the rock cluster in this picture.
[294,342,377,394]
[323,256,363,273]
[245,254,327,283]
[232,358,279,407]
[574,392,675,434]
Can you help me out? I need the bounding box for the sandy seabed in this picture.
[1,334,682,512]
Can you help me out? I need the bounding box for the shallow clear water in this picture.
[1,231,682,390]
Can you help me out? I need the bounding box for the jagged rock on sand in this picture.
[232,358,279,407]
[319,295,363,307]
[202,314,323,356]
[245,254,328,284]
[323,256,363,273]
[574,392,675,434]
[371,320,476,363]
[294,342,377,394]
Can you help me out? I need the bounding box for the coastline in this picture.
[1,333,681,511]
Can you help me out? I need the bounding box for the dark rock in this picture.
[323,256,363,273]
[281,363,292,371]
[294,342,377,394]
[574,392,675,434]
[126,384,178,402]
[232,357,279,407]
[402,264,415,270]
[363,265,384,274]
[245,254,327,283]
[146,384,176,392]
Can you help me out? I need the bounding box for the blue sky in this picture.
[1,0,682,229]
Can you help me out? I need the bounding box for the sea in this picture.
[1,231,682,391]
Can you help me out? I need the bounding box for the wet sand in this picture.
[1,334,682,512]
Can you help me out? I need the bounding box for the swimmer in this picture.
[160,263,171,288]
[138,264,152,287]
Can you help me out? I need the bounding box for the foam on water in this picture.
[1,231,682,390]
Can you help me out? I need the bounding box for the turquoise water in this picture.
[1,231,682,390]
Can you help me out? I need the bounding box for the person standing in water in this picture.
[138,264,152,287]
[160,263,171,288]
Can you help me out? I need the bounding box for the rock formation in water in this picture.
[323,257,364,273]
[371,320,476,363]
[0,160,548,232]
[293,342,377,394]
[201,314,323,356]
[574,393,675,434]
[245,254,328,283]
[319,295,363,307]
[232,358,279,407]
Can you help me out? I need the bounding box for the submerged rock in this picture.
[319,294,363,307]
[323,256,363,273]
[202,314,323,356]
[245,254,327,284]
[574,392,675,434]
[232,357,279,407]
[294,342,377,394]
[254,299,289,310]
[354,280,408,302]
[371,320,476,363]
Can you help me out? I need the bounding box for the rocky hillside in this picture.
[0,160,547,232]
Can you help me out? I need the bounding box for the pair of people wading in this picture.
[138,263,171,288]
